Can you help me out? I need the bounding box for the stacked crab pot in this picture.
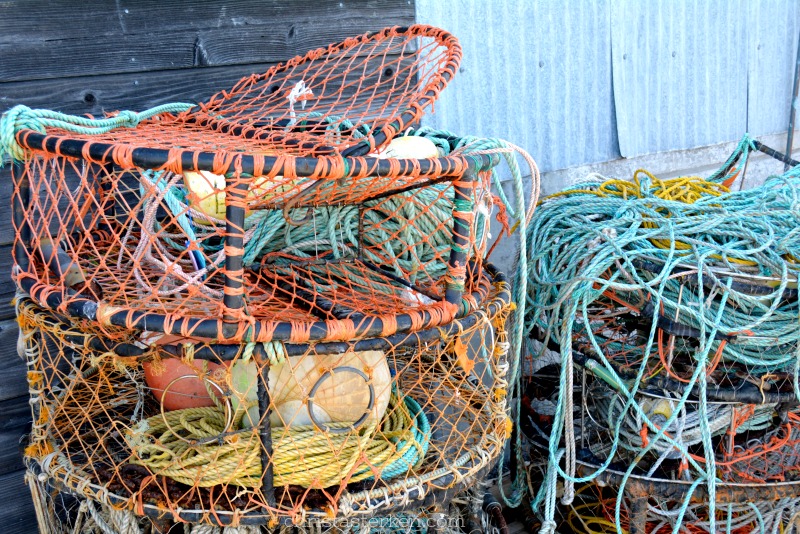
[6,25,517,531]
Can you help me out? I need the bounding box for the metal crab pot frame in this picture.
[576,462,800,534]
[10,25,502,346]
[12,147,500,342]
[19,267,512,528]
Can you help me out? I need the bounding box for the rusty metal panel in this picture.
[415,0,620,173]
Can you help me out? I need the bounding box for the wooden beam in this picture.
[0,245,14,321]
[0,396,31,476]
[0,62,281,117]
[0,318,27,401]
[0,0,414,41]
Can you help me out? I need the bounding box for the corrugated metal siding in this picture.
[416,0,620,173]
[746,0,800,137]
[611,0,749,158]
[418,0,800,167]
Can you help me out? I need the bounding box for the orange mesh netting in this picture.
[19,269,512,527]
[2,24,534,531]
[5,25,506,344]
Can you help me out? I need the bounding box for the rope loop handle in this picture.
[0,105,46,162]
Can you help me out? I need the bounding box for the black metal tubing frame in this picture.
[574,461,800,534]
[530,323,800,405]
[22,269,510,526]
[13,127,502,519]
[25,456,499,527]
[716,138,800,179]
[13,128,499,343]
[26,265,507,362]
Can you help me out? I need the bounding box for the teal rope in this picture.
[366,394,430,480]
[0,103,193,163]
[152,129,503,291]
[525,134,800,532]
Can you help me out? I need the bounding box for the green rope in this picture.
[525,134,800,533]
[0,103,193,163]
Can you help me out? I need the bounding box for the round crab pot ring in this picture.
[19,266,513,527]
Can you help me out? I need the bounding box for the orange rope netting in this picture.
[7,25,525,530]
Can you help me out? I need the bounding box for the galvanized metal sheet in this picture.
[746,0,800,137]
[416,0,620,173]
[418,0,800,168]
[611,0,750,158]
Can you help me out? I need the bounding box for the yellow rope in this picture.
[601,170,729,203]
[126,391,422,489]
[545,170,759,265]
[548,170,729,203]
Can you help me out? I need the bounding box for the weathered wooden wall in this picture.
[0,2,413,531]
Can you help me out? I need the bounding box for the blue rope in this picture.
[372,394,431,480]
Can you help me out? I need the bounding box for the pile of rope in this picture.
[566,483,800,534]
[587,383,776,466]
[126,388,430,489]
[524,135,800,533]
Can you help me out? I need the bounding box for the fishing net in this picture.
[0,24,541,532]
[522,136,800,533]
[18,267,511,527]
[23,474,493,534]
[4,24,503,343]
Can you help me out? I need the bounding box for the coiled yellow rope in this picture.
[546,170,751,263]
[126,391,425,489]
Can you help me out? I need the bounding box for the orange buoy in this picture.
[143,358,223,411]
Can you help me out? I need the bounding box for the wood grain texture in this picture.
[0,0,413,40]
[0,468,36,534]
[0,245,14,320]
[0,318,27,401]
[0,61,280,117]
[0,396,31,476]
[0,183,10,244]
[0,0,414,82]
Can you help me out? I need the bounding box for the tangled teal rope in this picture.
[525,134,800,533]
[367,394,430,480]
[136,130,495,290]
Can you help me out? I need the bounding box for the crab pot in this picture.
[18,265,511,529]
[523,341,800,534]
[10,25,501,347]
